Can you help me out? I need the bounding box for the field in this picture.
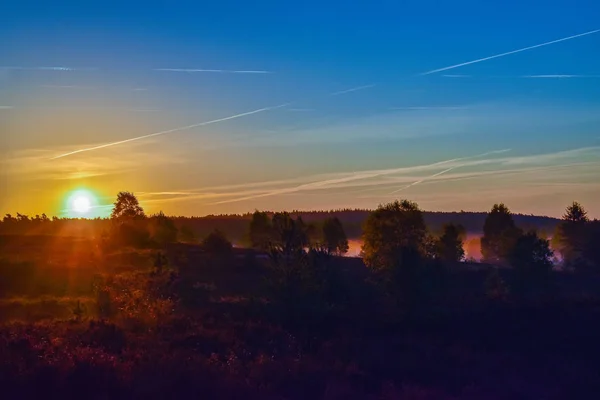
[2,233,600,399]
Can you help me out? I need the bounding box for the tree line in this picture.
[2,192,598,273]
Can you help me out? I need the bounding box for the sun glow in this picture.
[72,196,92,213]
[65,189,100,218]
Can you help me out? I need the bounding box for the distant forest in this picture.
[169,210,560,243]
[0,209,560,243]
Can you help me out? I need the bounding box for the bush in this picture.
[201,230,233,256]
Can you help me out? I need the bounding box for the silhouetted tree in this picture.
[249,211,272,251]
[201,229,233,256]
[435,223,466,262]
[584,220,600,269]
[269,212,309,261]
[481,203,522,264]
[362,200,428,271]
[509,230,554,298]
[563,201,588,223]
[554,202,590,270]
[111,192,145,221]
[110,192,149,247]
[322,217,349,256]
[150,211,178,246]
[362,200,431,309]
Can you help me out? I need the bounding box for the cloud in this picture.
[522,74,600,78]
[3,143,186,181]
[0,106,13,110]
[154,68,271,74]
[419,29,600,75]
[41,85,90,89]
[49,103,290,159]
[389,167,456,194]
[390,106,467,111]
[1,66,97,71]
[204,147,600,205]
[209,149,511,205]
[330,84,376,96]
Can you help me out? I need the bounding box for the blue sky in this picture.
[1,0,600,218]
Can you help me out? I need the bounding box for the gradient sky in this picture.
[1,0,600,218]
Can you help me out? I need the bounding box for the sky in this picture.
[1,0,600,219]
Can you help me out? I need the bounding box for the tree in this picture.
[322,217,349,256]
[150,211,178,245]
[509,230,554,297]
[201,229,233,256]
[270,212,309,259]
[554,202,590,269]
[584,220,600,269]
[563,201,588,223]
[110,192,145,221]
[362,200,428,271]
[249,211,272,251]
[480,203,521,264]
[435,223,465,262]
[110,192,149,247]
[362,200,443,311]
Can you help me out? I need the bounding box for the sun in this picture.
[72,195,92,214]
[65,189,99,217]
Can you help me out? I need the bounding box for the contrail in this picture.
[522,74,600,78]
[390,106,466,110]
[50,103,290,159]
[211,148,511,205]
[154,68,271,74]
[420,29,600,75]
[389,167,456,194]
[1,66,97,71]
[330,84,376,96]
[442,74,471,78]
[388,148,511,194]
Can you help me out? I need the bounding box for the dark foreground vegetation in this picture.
[1,193,600,399]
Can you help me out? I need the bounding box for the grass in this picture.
[2,235,600,398]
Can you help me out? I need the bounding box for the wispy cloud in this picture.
[330,84,376,96]
[0,106,13,110]
[522,74,600,78]
[388,149,512,193]
[389,167,456,194]
[1,66,97,71]
[390,106,467,111]
[49,103,290,159]
[420,29,600,75]
[154,68,271,74]
[41,84,90,89]
[3,142,186,181]
[210,149,511,205]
